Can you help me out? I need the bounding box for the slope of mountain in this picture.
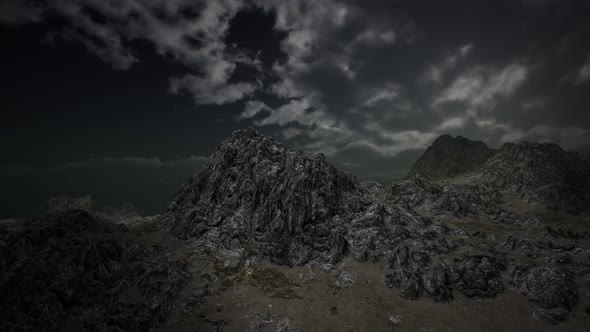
[471,141,590,212]
[407,134,495,180]
[404,135,590,213]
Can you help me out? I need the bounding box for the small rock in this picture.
[388,314,402,326]
[276,318,298,332]
[335,271,354,288]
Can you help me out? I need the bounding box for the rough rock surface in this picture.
[388,176,530,224]
[164,128,369,266]
[407,134,495,180]
[0,210,190,331]
[385,242,506,301]
[471,141,590,212]
[510,263,579,323]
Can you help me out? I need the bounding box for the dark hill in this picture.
[407,134,495,180]
[164,128,368,266]
[471,141,590,212]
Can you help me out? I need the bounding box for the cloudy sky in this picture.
[1,0,589,217]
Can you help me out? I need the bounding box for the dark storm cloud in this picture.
[2,0,590,209]
[241,0,590,159]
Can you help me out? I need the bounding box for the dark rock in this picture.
[407,134,495,180]
[546,226,590,240]
[470,142,590,213]
[386,243,506,301]
[0,209,190,331]
[164,128,368,266]
[511,264,578,310]
[452,246,506,298]
[388,176,524,224]
[532,308,569,325]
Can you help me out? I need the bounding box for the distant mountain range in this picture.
[407,134,590,213]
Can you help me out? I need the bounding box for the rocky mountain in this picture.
[164,128,369,266]
[407,134,495,180]
[1,128,589,330]
[406,135,590,213]
[471,141,590,212]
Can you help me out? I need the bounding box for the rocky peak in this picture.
[164,128,367,266]
[407,134,494,180]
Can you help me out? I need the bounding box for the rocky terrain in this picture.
[407,134,495,180]
[1,129,590,331]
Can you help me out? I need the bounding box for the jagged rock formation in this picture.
[405,135,590,213]
[407,134,495,180]
[471,142,590,212]
[510,264,578,324]
[165,128,369,266]
[0,210,190,331]
[384,238,507,301]
[387,176,541,225]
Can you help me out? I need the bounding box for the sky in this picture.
[1,0,590,217]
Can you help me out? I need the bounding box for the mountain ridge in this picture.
[407,134,495,180]
[407,134,590,212]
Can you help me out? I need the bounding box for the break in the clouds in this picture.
[2,0,590,202]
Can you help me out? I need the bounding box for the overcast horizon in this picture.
[1,0,589,217]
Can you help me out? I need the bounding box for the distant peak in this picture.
[432,134,453,143]
[501,140,564,152]
[230,127,263,139]
[431,134,487,148]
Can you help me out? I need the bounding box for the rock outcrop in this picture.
[407,134,495,180]
[164,128,369,266]
[387,176,539,225]
[471,142,590,212]
[510,263,578,324]
[402,137,590,214]
[0,210,190,331]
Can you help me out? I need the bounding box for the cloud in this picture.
[434,63,529,109]
[573,53,590,84]
[170,74,257,105]
[421,44,473,84]
[362,84,400,107]
[1,0,253,104]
